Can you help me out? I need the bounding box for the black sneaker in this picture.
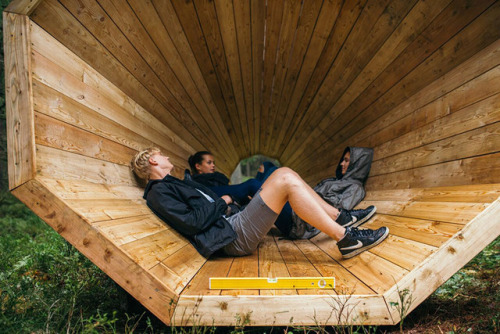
[349,205,377,227]
[337,226,389,259]
[336,206,376,228]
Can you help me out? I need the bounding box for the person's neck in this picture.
[149,169,170,181]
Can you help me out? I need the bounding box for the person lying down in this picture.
[130,147,389,259]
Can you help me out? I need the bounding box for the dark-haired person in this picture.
[289,147,376,239]
[187,151,265,207]
[187,151,295,235]
[131,147,389,259]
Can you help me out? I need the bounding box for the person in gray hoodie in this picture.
[289,147,375,239]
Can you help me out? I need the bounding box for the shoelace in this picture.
[350,227,376,237]
[350,207,370,215]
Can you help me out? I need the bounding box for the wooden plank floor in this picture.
[181,227,403,297]
[181,184,500,298]
[41,176,499,299]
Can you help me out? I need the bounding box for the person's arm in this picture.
[147,185,229,236]
[338,184,365,210]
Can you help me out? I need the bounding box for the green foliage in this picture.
[0,192,130,333]
[435,237,499,300]
[389,287,413,333]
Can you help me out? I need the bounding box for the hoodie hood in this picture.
[335,147,374,183]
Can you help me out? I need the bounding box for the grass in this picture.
[1,190,498,333]
[0,192,132,333]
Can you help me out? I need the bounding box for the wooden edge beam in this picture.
[383,197,500,324]
[4,12,36,190]
[5,0,44,16]
[11,178,179,325]
[173,294,394,326]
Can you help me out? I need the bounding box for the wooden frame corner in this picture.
[4,12,36,190]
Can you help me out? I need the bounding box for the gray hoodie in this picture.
[314,146,374,210]
[289,147,374,239]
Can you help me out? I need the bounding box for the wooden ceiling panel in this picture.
[29,0,500,179]
[292,0,500,177]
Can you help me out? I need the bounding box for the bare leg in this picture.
[258,167,345,241]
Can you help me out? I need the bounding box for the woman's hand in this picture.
[221,195,233,205]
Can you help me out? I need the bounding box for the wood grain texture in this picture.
[304,38,500,183]
[364,184,500,203]
[361,200,488,224]
[310,233,409,295]
[272,0,342,155]
[366,214,462,247]
[121,230,187,270]
[181,256,234,297]
[4,12,35,189]
[258,234,296,296]
[275,236,334,296]
[30,0,206,160]
[221,250,259,296]
[293,238,375,295]
[262,0,304,154]
[68,199,150,222]
[126,0,238,164]
[12,179,178,325]
[154,244,207,295]
[36,145,138,185]
[174,294,393,326]
[250,0,265,153]
[384,199,500,324]
[365,153,500,191]
[97,0,233,163]
[214,0,250,154]
[35,112,136,166]
[288,0,500,174]
[5,0,43,15]
[278,0,367,159]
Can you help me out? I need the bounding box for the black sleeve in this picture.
[147,184,228,236]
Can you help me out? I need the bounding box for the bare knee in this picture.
[273,167,301,188]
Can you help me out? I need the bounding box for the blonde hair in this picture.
[131,147,161,180]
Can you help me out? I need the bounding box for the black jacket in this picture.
[143,175,237,257]
[192,171,229,187]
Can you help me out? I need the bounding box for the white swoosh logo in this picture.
[340,240,363,250]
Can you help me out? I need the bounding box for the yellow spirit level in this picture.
[209,277,335,290]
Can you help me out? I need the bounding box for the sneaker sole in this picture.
[346,206,377,228]
[341,227,389,259]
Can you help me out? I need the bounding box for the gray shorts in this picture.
[223,193,278,256]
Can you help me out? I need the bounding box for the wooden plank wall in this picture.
[30,0,238,173]
[25,18,209,324]
[4,12,35,189]
[26,1,499,183]
[284,0,500,178]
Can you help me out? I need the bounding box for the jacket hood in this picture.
[335,147,374,183]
